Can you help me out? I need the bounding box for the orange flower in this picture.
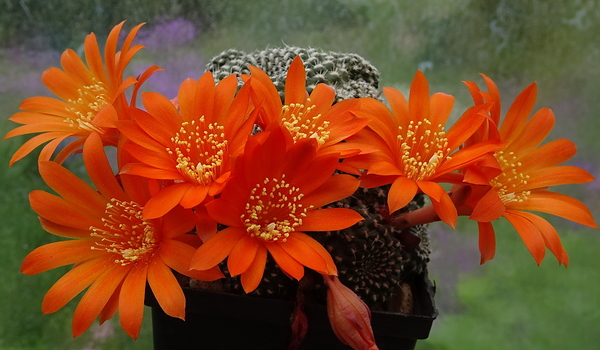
[245,56,369,157]
[463,76,598,265]
[343,70,503,227]
[20,133,223,339]
[116,72,256,219]
[4,22,151,165]
[190,126,363,293]
[323,275,378,350]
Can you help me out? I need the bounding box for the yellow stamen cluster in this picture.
[90,199,157,266]
[397,118,451,181]
[64,78,109,133]
[282,99,331,145]
[166,116,228,185]
[491,150,531,205]
[241,175,312,242]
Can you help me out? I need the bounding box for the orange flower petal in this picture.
[143,183,190,219]
[503,210,546,265]
[39,161,106,213]
[417,180,446,202]
[284,56,308,105]
[240,244,268,293]
[72,264,130,337]
[83,133,128,201]
[29,190,101,230]
[517,138,577,170]
[470,188,506,222]
[388,176,418,214]
[281,232,337,275]
[160,239,224,281]
[39,218,92,239]
[428,190,457,228]
[21,240,102,275]
[300,174,360,209]
[408,70,430,125]
[118,262,148,339]
[522,165,595,190]
[147,259,185,320]
[478,221,496,264]
[190,226,246,271]
[265,242,305,281]
[516,211,569,266]
[180,184,210,209]
[499,82,537,142]
[513,191,598,229]
[297,208,363,232]
[41,258,109,314]
[228,234,260,276]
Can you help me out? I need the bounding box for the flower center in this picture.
[491,150,531,205]
[64,78,109,133]
[241,175,312,242]
[166,116,228,185]
[90,199,158,266]
[397,119,451,181]
[282,99,331,145]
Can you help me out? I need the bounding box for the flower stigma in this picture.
[241,175,312,242]
[491,150,531,204]
[282,99,331,145]
[90,199,157,265]
[397,119,451,181]
[166,116,228,185]
[64,78,109,133]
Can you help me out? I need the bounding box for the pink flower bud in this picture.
[323,275,379,350]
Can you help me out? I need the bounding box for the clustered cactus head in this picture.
[206,46,381,102]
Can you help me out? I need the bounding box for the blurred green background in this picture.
[1,1,599,349]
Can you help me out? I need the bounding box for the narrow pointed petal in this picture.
[179,184,210,209]
[160,239,224,281]
[147,259,186,320]
[281,232,337,275]
[41,258,108,314]
[284,56,308,105]
[478,222,496,264]
[265,242,305,280]
[240,245,268,293]
[118,262,148,339]
[503,211,546,265]
[142,183,190,219]
[300,174,360,209]
[499,82,537,142]
[72,265,130,337]
[190,227,246,271]
[228,235,260,276]
[470,188,505,222]
[297,208,363,232]
[388,176,419,214]
[21,240,102,275]
[522,166,595,190]
[29,191,101,230]
[408,70,430,124]
[513,191,598,228]
[83,133,128,201]
[516,212,569,266]
[417,180,446,202]
[428,190,457,228]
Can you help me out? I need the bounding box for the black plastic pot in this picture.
[145,274,437,350]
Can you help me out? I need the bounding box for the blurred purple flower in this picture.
[428,225,481,313]
[1,47,60,96]
[134,18,197,50]
[132,52,205,99]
